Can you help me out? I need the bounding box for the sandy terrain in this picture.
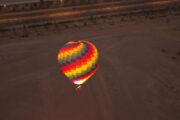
[0,11,180,120]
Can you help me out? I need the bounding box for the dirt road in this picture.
[1,0,179,29]
[0,11,180,120]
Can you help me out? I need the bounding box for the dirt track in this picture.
[0,12,180,120]
[1,0,179,29]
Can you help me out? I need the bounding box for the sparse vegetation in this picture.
[83,21,88,26]
[12,28,17,36]
[54,23,59,29]
[44,25,49,30]
[40,0,44,4]
[63,23,69,28]
[21,34,29,38]
[23,25,27,32]
[177,52,180,56]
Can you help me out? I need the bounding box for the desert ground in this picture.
[0,10,180,120]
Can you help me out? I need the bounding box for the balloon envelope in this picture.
[57,40,99,85]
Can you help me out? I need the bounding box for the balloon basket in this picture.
[76,85,82,92]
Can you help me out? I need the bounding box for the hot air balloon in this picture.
[57,40,99,92]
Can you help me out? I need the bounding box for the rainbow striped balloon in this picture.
[57,40,99,85]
